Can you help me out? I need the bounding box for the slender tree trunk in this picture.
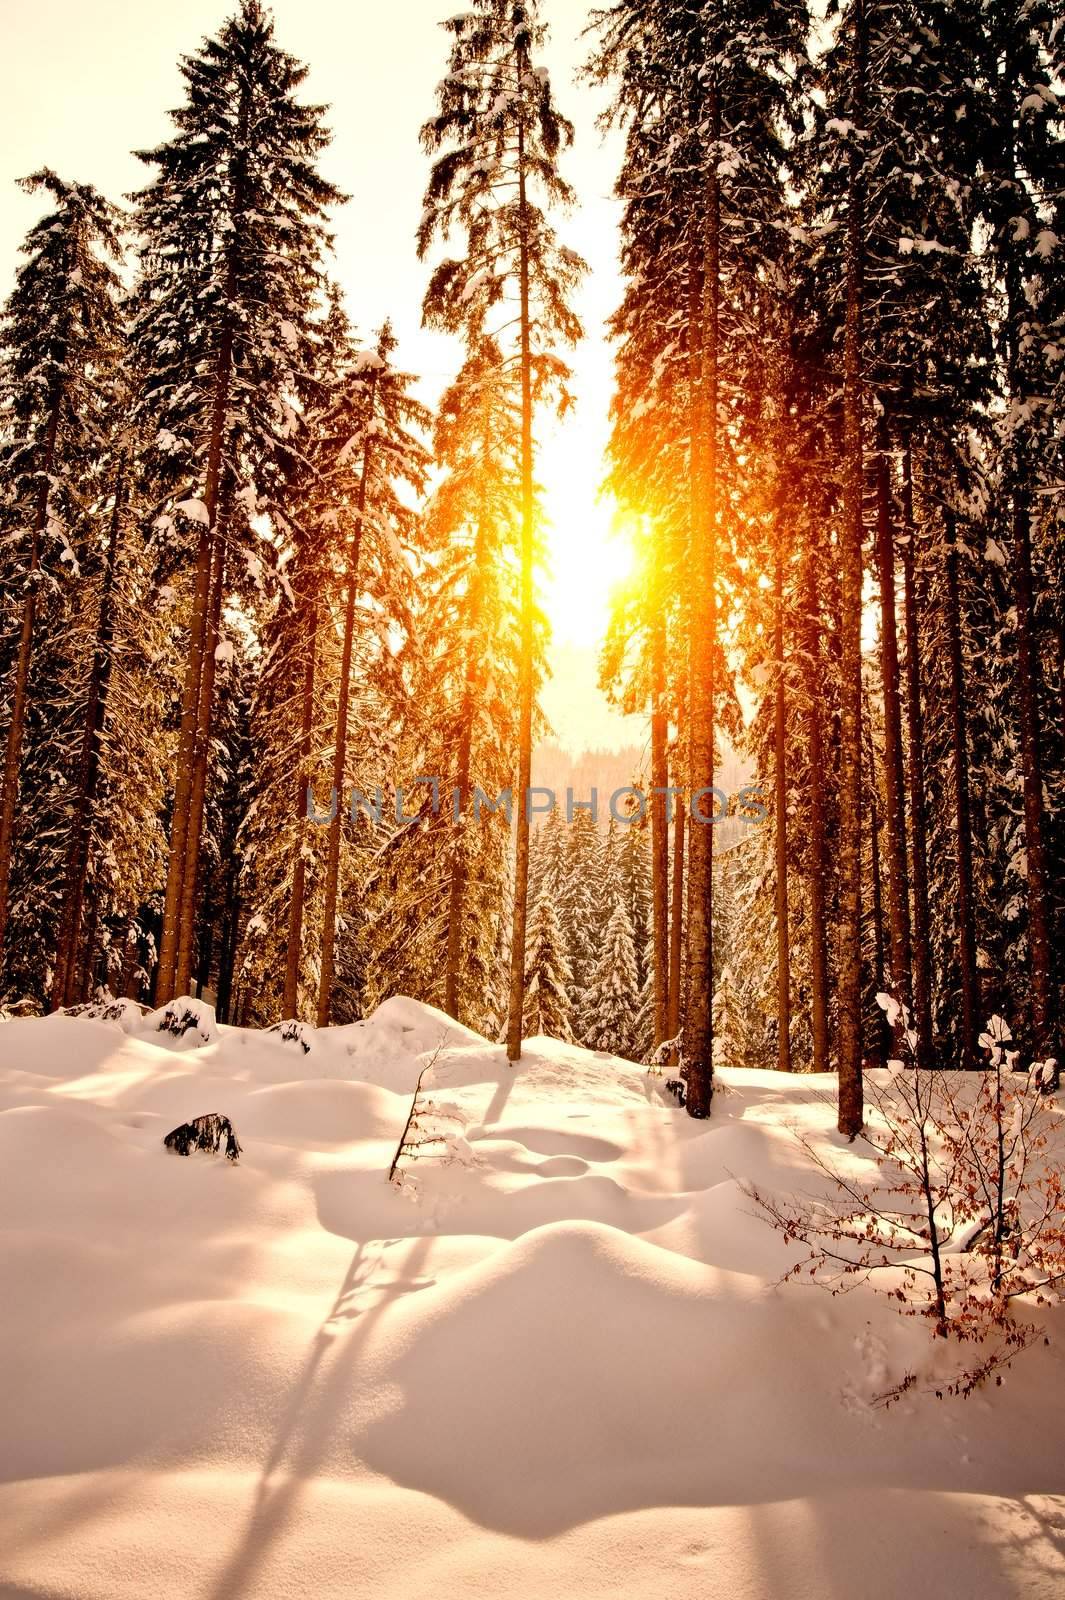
[317,376,377,1028]
[874,438,913,1013]
[650,610,670,1049]
[155,527,212,1000]
[506,52,536,1064]
[1056,619,1065,753]
[682,78,720,1119]
[944,513,980,1067]
[899,441,934,1064]
[869,776,887,1065]
[836,0,867,1137]
[803,564,831,1072]
[198,919,216,1004]
[175,520,227,996]
[668,776,685,1044]
[316,575,356,1031]
[445,425,490,1021]
[444,539,485,1024]
[773,552,791,1071]
[216,857,241,1025]
[52,461,126,1009]
[0,397,61,959]
[78,896,101,1004]
[283,595,318,1019]
[444,685,475,1022]
[118,918,140,1001]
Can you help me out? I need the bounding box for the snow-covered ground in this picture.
[1,997,1063,1599]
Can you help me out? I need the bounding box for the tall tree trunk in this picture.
[803,563,831,1072]
[874,438,913,1013]
[155,526,212,1001]
[506,46,536,1064]
[1011,500,1055,1056]
[155,321,235,1002]
[283,596,318,1019]
[156,73,252,1004]
[175,520,228,996]
[899,441,934,1064]
[317,376,377,1028]
[997,2,1056,1060]
[650,609,670,1049]
[682,77,720,1119]
[0,396,61,959]
[51,459,126,1009]
[836,0,867,1137]
[773,552,791,1072]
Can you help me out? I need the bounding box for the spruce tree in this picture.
[712,965,751,1070]
[618,816,652,992]
[51,442,131,1007]
[230,298,344,1025]
[600,817,624,931]
[129,0,343,1003]
[583,898,641,1059]
[361,339,519,1034]
[522,890,573,1042]
[0,170,125,977]
[560,807,600,1031]
[530,804,567,908]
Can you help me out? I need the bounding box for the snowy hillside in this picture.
[1,999,1064,1599]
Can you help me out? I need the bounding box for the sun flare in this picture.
[540,449,634,649]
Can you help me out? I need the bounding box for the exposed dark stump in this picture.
[164,1113,242,1163]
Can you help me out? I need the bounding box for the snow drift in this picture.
[1,997,1063,1598]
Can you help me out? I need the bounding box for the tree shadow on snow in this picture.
[205,1233,437,1600]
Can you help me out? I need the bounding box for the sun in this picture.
[539,436,634,650]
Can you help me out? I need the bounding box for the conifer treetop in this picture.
[1,169,125,459]
[129,0,347,520]
[418,0,586,395]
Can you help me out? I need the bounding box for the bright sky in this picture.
[0,0,641,752]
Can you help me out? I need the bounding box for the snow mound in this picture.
[144,995,218,1046]
[365,993,489,1053]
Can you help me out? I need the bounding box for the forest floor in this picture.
[1,997,1064,1599]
